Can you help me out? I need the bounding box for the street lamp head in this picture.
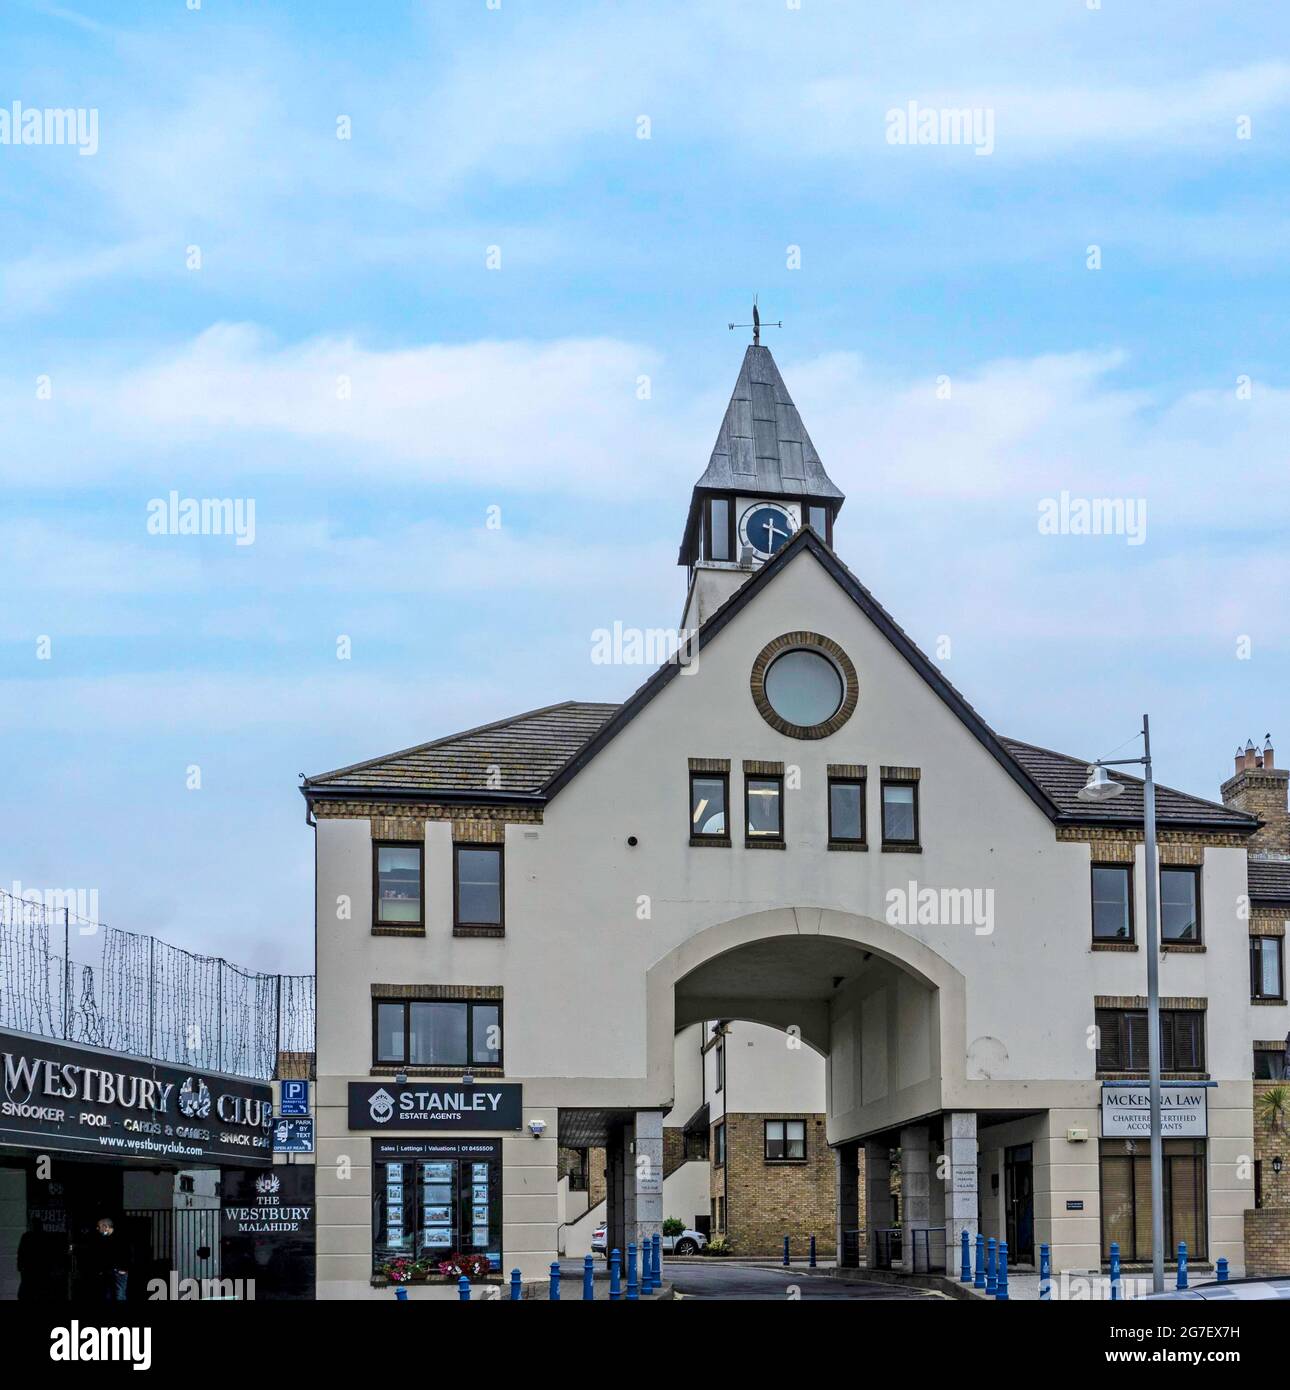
[1077,763,1124,802]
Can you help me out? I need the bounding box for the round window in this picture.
[764,650,844,726]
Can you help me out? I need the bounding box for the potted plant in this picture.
[663,1217,685,1238]
[437,1252,493,1281]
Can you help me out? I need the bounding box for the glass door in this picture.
[1004,1144,1034,1266]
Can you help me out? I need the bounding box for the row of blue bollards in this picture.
[780,1234,819,1267]
[450,1234,665,1301]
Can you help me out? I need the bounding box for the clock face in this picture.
[740,503,795,557]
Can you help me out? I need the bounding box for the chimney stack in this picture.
[1222,732,1289,853]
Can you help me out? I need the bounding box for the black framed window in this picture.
[714,1037,725,1093]
[374,842,423,927]
[684,1128,709,1161]
[745,775,784,841]
[764,1119,806,1161]
[1160,867,1201,942]
[373,999,502,1068]
[690,772,728,840]
[373,1142,502,1271]
[1095,1008,1205,1073]
[706,496,733,562]
[454,846,503,927]
[881,780,919,846]
[713,1121,726,1167]
[828,778,865,843]
[1091,864,1133,941]
[1255,1050,1287,1080]
[1100,1138,1206,1262]
[806,504,829,541]
[1251,937,1285,1001]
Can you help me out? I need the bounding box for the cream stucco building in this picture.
[303,342,1270,1297]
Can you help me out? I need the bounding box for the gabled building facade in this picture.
[304,342,1267,1297]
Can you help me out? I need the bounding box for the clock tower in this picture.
[678,341,844,629]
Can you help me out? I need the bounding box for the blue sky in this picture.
[2,0,1288,969]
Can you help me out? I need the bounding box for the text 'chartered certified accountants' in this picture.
[347,1081,523,1132]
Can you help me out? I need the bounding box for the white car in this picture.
[591,1224,706,1255]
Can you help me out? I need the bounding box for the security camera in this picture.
[528,1118,547,1137]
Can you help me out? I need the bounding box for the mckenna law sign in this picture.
[1100,1082,1210,1138]
[347,1080,522,1131]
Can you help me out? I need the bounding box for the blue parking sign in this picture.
[279,1079,310,1116]
[272,1117,314,1153]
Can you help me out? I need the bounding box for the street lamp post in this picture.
[1079,714,1165,1294]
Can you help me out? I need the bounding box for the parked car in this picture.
[589,1225,707,1255]
[1142,1276,1290,1301]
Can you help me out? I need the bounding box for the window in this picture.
[684,1128,709,1161]
[1255,1048,1287,1080]
[1100,1138,1207,1262]
[763,650,843,727]
[1092,865,1133,941]
[828,778,865,843]
[807,504,829,540]
[1251,937,1285,1001]
[713,1121,726,1167]
[745,774,784,842]
[764,1119,806,1161]
[714,1037,725,1093]
[1095,1008,1205,1073]
[454,846,503,928]
[881,781,919,846]
[690,772,728,840]
[374,842,423,927]
[373,999,502,1068]
[373,1144,501,1270]
[706,497,733,562]
[1160,868,1201,943]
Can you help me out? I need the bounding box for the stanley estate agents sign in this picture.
[347,1081,522,1132]
[0,1030,274,1164]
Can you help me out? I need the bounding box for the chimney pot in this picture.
[1265,735,1275,771]
[1245,740,1259,770]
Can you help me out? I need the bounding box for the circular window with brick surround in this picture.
[750,632,858,739]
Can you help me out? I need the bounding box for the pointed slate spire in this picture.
[693,344,843,503]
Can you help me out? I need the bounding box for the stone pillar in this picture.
[942,1111,978,1273]
[864,1140,892,1268]
[629,1110,664,1256]
[900,1124,931,1271]
[835,1142,860,1266]
[606,1126,626,1259]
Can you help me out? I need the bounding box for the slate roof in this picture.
[303,701,619,797]
[999,738,1255,831]
[1249,857,1290,904]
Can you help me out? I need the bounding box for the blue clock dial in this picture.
[743,505,794,555]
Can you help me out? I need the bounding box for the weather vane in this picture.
[728,295,782,346]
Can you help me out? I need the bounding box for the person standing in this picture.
[87,1217,128,1301]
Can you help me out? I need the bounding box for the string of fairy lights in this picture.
[0,888,314,1079]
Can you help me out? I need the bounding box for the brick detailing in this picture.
[710,1113,837,1255]
[1222,766,1290,854]
[663,1128,686,1179]
[1056,826,1246,848]
[749,632,858,740]
[688,757,730,773]
[743,759,785,776]
[879,766,921,781]
[276,1051,314,1080]
[1093,842,1135,864]
[1250,909,1287,938]
[827,763,867,779]
[1095,995,1207,1010]
[370,983,503,999]
[1159,843,1205,866]
[369,817,423,841]
[1246,1080,1290,1274]
[312,800,542,824]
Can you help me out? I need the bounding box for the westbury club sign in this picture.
[0,1030,274,1164]
[1101,1082,1209,1138]
[347,1081,522,1132]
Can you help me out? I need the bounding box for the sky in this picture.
[2,0,1288,971]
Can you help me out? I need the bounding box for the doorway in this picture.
[1004,1144,1034,1266]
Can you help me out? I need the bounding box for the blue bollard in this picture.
[583,1253,595,1300]
[394,1285,408,1301]
[1216,1257,1229,1284]
[974,1232,986,1289]
[641,1239,653,1295]
[809,1234,818,1268]
[1110,1241,1121,1301]
[626,1243,639,1300]
[986,1237,997,1296]
[996,1240,1009,1301]
[960,1230,971,1282]
[550,1261,561,1300]
[1039,1243,1051,1300]
[653,1233,662,1290]
[1177,1241,1188,1290]
[458,1275,471,1301]
[782,1234,790,1267]
[509,1267,521,1301]
[609,1248,622,1300]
